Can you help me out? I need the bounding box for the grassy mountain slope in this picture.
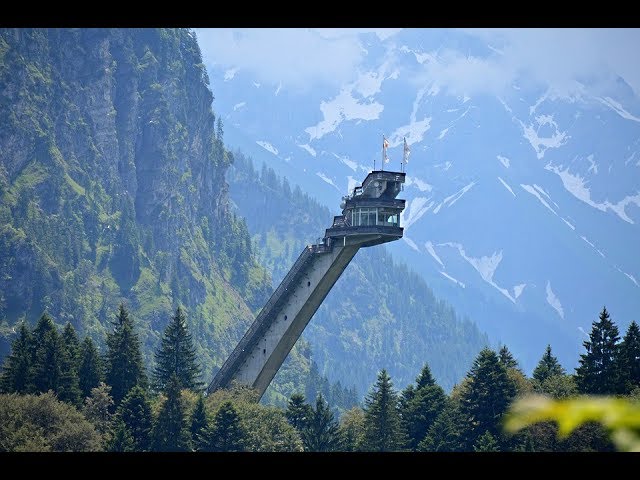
[0,28,271,379]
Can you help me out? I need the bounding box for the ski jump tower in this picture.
[207,170,406,398]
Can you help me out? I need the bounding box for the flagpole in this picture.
[402,136,410,174]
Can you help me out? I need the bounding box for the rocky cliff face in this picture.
[0,28,269,374]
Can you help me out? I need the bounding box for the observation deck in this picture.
[207,169,405,398]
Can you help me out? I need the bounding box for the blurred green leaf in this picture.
[504,395,640,451]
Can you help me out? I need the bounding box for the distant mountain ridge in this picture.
[202,28,640,373]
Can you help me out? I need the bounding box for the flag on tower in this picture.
[403,137,411,164]
[383,135,390,163]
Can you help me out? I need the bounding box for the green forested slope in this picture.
[228,151,489,394]
[0,28,271,378]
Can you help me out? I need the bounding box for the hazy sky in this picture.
[195,28,640,99]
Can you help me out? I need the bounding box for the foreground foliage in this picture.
[505,395,640,452]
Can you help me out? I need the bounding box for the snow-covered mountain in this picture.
[196,28,640,373]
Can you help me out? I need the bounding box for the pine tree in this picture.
[415,362,436,389]
[58,323,81,405]
[418,402,464,452]
[78,337,102,399]
[532,344,565,383]
[498,345,521,372]
[301,394,341,452]
[286,392,313,432]
[575,306,621,394]
[0,323,33,394]
[30,313,67,396]
[105,304,147,404]
[153,306,202,392]
[190,394,208,451]
[62,323,80,366]
[473,430,500,452]
[152,374,190,451]
[109,419,135,452]
[618,321,640,393]
[458,348,517,450]
[362,369,404,451]
[400,363,447,451]
[117,385,153,451]
[200,401,245,452]
[30,313,59,392]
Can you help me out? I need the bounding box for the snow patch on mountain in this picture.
[224,67,238,81]
[513,283,526,300]
[533,184,559,208]
[533,184,551,200]
[498,97,513,114]
[305,88,384,141]
[439,242,515,303]
[413,51,434,64]
[298,144,317,157]
[387,86,433,148]
[597,96,640,123]
[530,91,549,116]
[433,183,476,215]
[581,236,606,258]
[389,118,432,149]
[275,81,282,96]
[520,184,557,215]
[440,271,466,288]
[546,281,565,319]
[580,235,595,248]
[233,102,246,111]
[316,172,340,191]
[497,155,510,168]
[444,182,476,208]
[353,61,393,98]
[400,45,436,65]
[404,197,434,230]
[519,115,569,159]
[545,164,640,224]
[403,236,420,252]
[425,241,444,268]
[562,218,576,230]
[498,177,515,197]
[586,154,598,174]
[624,272,639,287]
[256,140,278,156]
[438,128,450,140]
[406,176,432,192]
[434,161,452,172]
[331,153,358,171]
